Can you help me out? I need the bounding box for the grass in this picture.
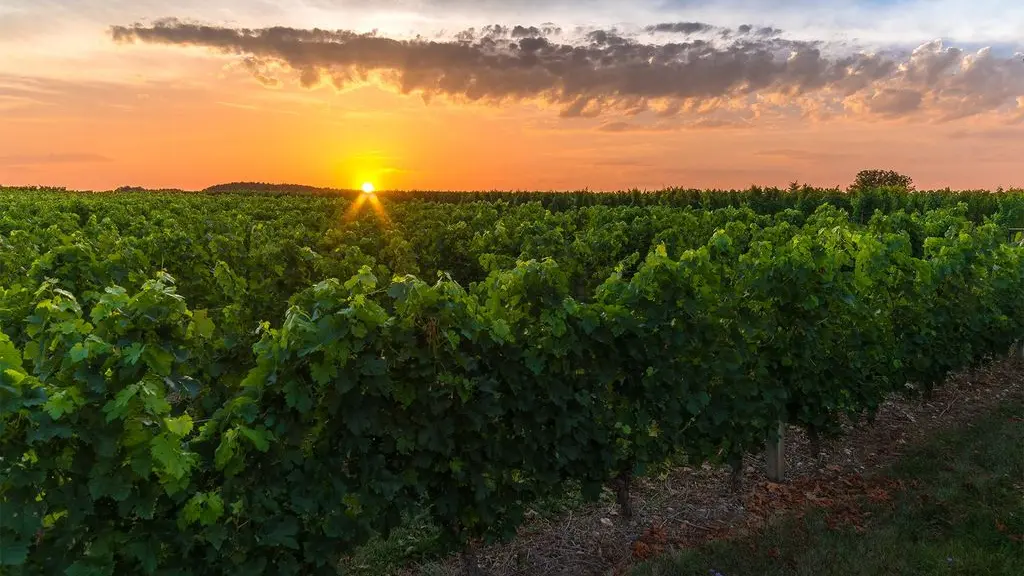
[338,508,441,575]
[340,481,598,575]
[632,400,1024,576]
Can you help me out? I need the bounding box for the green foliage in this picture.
[1,275,213,574]
[851,168,915,191]
[2,186,1024,574]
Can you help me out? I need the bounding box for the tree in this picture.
[850,169,914,191]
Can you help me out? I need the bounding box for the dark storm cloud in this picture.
[109,19,1024,121]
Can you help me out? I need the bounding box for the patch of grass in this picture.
[341,481,597,575]
[633,401,1024,576]
[340,510,444,576]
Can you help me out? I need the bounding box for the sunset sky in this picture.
[2,0,1024,191]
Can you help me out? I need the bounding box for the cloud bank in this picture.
[109,18,1024,123]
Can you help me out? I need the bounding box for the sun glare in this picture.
[361,182,375,194]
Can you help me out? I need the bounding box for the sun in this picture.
[361,182,375,194]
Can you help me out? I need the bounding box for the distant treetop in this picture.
[850,169,915,191]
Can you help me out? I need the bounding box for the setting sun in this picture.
[361,182,375,194]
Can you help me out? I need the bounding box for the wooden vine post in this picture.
[1008,230,1024,361]
[766,421,786,482]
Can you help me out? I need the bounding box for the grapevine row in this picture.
[3,202,1023,573]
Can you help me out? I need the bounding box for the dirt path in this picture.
[412,358,1024,576]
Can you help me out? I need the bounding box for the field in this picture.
[3,183,1024,575]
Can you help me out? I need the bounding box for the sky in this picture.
[2,0,1024,191]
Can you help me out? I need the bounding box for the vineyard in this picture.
[2,183,1024,574]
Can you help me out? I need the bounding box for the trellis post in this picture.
[766,421,786,482]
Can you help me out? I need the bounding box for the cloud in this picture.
[0,153,112,167]
[598,121,671,132]
[755,148,844,162]
[598,118,746,132]
[643,22,782,38]
[947,125,1024,140]
[685,118,748,129]
[645,22,717,35]
[865,88,924,117]
[0,76,63,108]
[736,25,783,38]
[109,18,1024,123]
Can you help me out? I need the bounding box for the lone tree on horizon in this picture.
[850,169,915,191]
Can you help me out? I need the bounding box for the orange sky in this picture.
[2,1,1024,191]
